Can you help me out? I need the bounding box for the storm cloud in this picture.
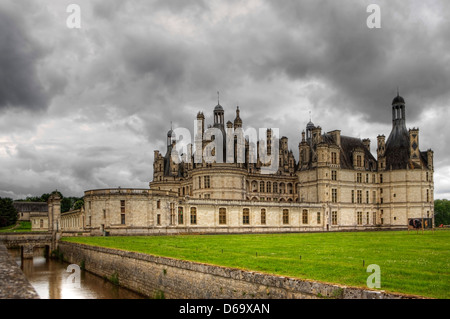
[0,0,449,199]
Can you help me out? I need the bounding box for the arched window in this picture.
[260,181,265,193]
[266,182,271,193]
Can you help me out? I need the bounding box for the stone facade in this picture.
[60,93,434,234]
[0,244,39,299]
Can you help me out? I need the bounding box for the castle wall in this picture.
[58,241,419,299]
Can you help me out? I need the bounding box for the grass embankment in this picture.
[0,221,32,233]
[62,230,450,299]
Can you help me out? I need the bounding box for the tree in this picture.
[0,197,18,228]
[434,199,450,226]
[73,199,84,210]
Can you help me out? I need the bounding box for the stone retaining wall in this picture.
[58,241,420,299]
[0,244,39,299]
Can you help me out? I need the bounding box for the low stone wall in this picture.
[0,244,39,299]
[58,241,420,299]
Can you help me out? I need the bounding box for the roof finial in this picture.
[170,121,173,130]
[217,91,220,105]
[309,110,312,122]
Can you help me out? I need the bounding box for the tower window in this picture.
[332,189,338,203]
[331,152,337,164]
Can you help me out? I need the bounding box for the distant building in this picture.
[13,202,47,222]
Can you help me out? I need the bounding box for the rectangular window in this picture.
[157,214,161,225]
[273,183,278,193]
[190,207,197,225]
[178,207,184,224]
[317,212,321,224]
[331,152,337,164]
[366,212,370,225]
[357,173,362,183]
[352,190,355,203]
[302,210,308,224]
[243,208,250,225]
[380,197,384,204]
[219,208,227,225]
[198,176,202,189]
[266,182,271,193]
[282,209,289,225]
[372,212,377,225]
[120,200,125,213]
[366,191,369,204]
[204,176,210,189]
[357,190,362,204]
[372,174,375,183]
[170,202,175,225]
[332,189,337,203]
[331,211,337,225]
[157,200,161,209]
[331,170,337,181]
[380,174,383,183]
[357,155,362,167]
[260,182,265,193]
[372,191,376,204]
[261,209,266,225]
[121,213,126,225]
[357,212,363,225]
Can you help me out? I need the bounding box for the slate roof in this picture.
[13,202,48,213]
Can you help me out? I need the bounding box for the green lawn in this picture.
[0,221,32,233]
[62,230,450,299]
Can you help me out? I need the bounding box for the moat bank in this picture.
[7,247,144,299]
[58,241,420,299]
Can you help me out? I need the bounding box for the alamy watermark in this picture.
[66,264,81,288]
[367,4,381,29]
[366,264,381,289]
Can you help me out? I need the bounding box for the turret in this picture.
[234,106,242,128]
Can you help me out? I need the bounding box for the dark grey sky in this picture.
[0,0,449,199]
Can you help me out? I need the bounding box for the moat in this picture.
[8,248,144,299]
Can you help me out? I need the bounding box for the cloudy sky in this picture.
[0,0,449,199]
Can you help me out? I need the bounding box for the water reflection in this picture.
[9,248,144,299]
